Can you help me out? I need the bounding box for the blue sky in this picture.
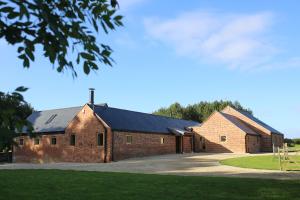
[0,0,299,138]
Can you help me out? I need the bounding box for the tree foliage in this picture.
[0,87,33,152]
[0,0,123,76]
[153,101,252,122]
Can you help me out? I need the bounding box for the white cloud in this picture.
[144,11,288,70]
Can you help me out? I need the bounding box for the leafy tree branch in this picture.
[0,0,123,76]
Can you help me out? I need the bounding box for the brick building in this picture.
[14,89,199,163]
[14,90,284,163]
[193,106,284,153]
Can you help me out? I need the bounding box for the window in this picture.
[51,137,57,145]
[45,114,57,125]
[220,136,227,142]
[97,133,104,146]
[34,138,40,145]
[160,137,165,144]
[19,138,24,146]
[126,135,132,144]
[70,134,76,146]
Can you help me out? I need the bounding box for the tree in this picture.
[0,0,123,76]
[0,87,33,152]
[153,100,252,122]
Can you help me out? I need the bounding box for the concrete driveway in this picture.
[1,153,299,180]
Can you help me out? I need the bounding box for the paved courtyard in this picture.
[1,153,300,180]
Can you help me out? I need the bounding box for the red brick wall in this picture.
[183,136,192,153]
[13,104,109,163]
[222,106,283,152]
[13,104,197,163]
[113,131,176,161]
[193,112,248,153]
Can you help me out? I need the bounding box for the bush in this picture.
[285,138,295,147]
[293,138,300,145]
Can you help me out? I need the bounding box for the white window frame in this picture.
[160,137,165,144]
[126,135,133,144]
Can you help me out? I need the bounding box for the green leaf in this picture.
[92,18,99,32]
[15,86,28,92]
[7,11,19,19]
[23,56,30,68]
[0,6,14,13]
[25,48,35,61]
[17,47,24,53]
[80,52,95,61]
[83,61,90,74]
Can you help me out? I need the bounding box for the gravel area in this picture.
[1,153,300,180]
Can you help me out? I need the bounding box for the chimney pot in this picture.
[89,88,95,105]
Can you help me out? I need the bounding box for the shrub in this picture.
[285,138,295,147]
[293,138,300,145]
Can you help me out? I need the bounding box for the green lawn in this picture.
[220,155,300,171]
[0,170,300,200]
[289,144,300,152]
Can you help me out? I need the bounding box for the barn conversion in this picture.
[14,89,199,163]
[193,106,284,153]
[14,89,284,163]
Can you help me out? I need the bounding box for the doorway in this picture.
[176,136,182,153]
[199,136,206,152]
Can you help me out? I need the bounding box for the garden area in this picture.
[0,170,300,200]
[285,138,300,152]
[220,155,300,171]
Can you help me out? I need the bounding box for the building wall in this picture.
[272,134,284,148]
[193,112,249,153]
[112,131,176,161]
[13,104,109,163]
[183,135,192,153]
[222,106,283,152]
[246,134,261,153]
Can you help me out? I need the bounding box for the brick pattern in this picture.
[13,104,108,163]
[113,131,176,161]
[13,103,195,163]
[222,106,283,152]
[183,135,192,153]
[193,112,260,153]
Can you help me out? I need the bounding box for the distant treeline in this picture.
[284,138,300,147]
[153,100,252,123]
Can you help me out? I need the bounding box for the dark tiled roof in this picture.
[236,109,282,134]
[25,106,82,133]
[220,112,259,135]
[92,104,200,134]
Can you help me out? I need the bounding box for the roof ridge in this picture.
[224,106,281,134]
[94,104,199,123]
[33,105,83,112]
[219,112,258,135]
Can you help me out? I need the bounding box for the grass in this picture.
[220,155,300,171]
[0,170,300,200]
[289,144,300,152]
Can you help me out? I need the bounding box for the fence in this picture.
[0,152,12,163]
[273,143,299,171]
